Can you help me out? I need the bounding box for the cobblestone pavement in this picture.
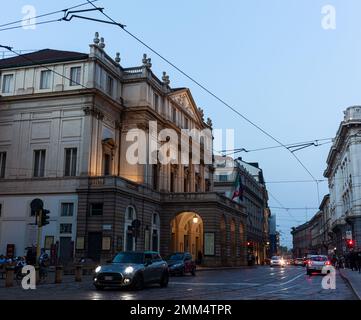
[0,266,357,300]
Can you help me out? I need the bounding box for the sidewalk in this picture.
[339,268,361,300]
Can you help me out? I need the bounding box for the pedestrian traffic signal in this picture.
[40,209,50,227]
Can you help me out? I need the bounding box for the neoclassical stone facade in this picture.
[0,33,247,266]
[324,106,361,254]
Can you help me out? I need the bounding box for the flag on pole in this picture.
[232,173,244,201]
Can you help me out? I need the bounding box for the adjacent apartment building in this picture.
[324,106,361,254]
[0,32,247,266]
[213,156,270,264]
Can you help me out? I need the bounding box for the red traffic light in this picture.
[347,239,355,248]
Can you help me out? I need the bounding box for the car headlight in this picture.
[124,266,134,274]
[95,266,101,273]
[173,263,183,268]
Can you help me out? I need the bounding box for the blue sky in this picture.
[2,0,361,247]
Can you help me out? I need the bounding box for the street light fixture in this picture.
[192,214,199,224]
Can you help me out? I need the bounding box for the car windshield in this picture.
[167,253,184,260]
[310,256,328,262]
[271,256,280,260]
[112,252,144,264]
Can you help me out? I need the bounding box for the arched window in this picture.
[151,212,160,252]
[124,206,136,251]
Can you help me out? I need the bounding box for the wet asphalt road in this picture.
[0,265,356,300]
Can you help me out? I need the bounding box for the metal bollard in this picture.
[55,265,63,284]
[5,266,14,288]
[75,265,82,282]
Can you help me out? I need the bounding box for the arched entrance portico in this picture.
[170,212,203,259]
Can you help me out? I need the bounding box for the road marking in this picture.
[249,284,299,297]
[170,282,260,286]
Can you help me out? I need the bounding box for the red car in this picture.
[166,252,196,276]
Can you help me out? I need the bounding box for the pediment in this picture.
[170,92,196,117]
[169,89,205,126]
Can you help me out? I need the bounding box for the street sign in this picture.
[30,198,43,212]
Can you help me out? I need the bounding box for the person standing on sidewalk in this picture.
[357,252,361,273]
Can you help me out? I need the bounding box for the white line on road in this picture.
[170,282,260,286]
[170,271,305,288]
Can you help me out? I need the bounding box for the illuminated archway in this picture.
[170,212,203,259]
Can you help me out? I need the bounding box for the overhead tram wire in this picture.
[82,0,321,203]
[0,19,63,32]
[267,190,302,223]
[219,138,333,156]
[0,1,324,204]
[0,0,99,31]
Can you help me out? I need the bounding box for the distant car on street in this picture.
[270,256,286,267]
[294,258,304,266]
[166,252,196,276]
[93,251,169,290]
[306,255,331,276]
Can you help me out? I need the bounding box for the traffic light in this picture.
[347,239,355,249]
[40,209,50,227]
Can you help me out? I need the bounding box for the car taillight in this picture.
[308,261,312,266]
[325,261,331,266]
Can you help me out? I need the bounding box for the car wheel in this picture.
[191,268,196,276]
[160,271,169,288]
[132,274,144,291]
[95,285,104,291]
[180,267,185,276]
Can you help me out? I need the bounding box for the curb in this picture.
[339,269,361,300]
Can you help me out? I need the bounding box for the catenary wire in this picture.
[0,0,99,29]
[83,0,320,189]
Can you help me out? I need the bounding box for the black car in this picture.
[166,252,196,276]
[93,251,169,290]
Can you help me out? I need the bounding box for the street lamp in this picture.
[192,214,199,224]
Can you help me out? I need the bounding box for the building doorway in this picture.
[59,237,72,265]
[170,212,203,259]
[88,232,102,262]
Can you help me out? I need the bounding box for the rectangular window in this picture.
[219,174,228,182]
[40,70,51,89]
[172,107,177,123]
[185,117,189,129]
[0,152,6,178]
[61,203,74,217]
[2,74,13,93]
[33,150,46,177]
[60,223,72,234]
[106,75,113,96]
[64,148,77,176]
[90,203,103,216]
[154,93,159,112]
[70,67,81,86]
[104,154,111,176]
